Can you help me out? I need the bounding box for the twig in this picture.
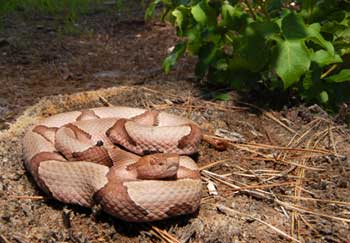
[202,170,298,192]
[0,234,12,243]
[149,226,183,243]
[201,170,272,201]
[217,204,301,243]
[200,100,247,111]
[205,170,350,224]
[292,158,305,238]
[185,92,193,119]
[277,195,350,207]
[141,87,247,112]
[258,0,271,20]
[292,136,313,239]
[238,102,296,134]
[328,124,344,172]
[294,185,317,197]
[202,134,228,151]
[299,214,319,235]
[321,64,337,79]
[264,111,296,134]
[199,159,231,171]
[243,0,257,20]
[9,195,45,200]
[240,142,334,155]
[276,199,350,223]
[231,181,299,191]
[328,125,338,156]
[201,170,240,189]
[228,143,268,157]
[98,96,113,107]
[263,126,275,145]
[291,119,322,148]
[205,134,336,156]
[312,128,330,148]
[241,156,323,171]
[261,165,297,183]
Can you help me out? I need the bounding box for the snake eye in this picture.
[96,140,103,146]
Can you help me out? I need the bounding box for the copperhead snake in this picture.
[23,106,202,222]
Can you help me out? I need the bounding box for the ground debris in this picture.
[0,6,349,243]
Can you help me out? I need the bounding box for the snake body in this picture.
[23,106,202,222]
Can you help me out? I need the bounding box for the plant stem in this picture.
[321,64,337,79]
[306,0,315,24]
[244,0,256,20]
[258,0,270,21]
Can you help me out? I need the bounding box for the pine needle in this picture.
[217,204,301,243]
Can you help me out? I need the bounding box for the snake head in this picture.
[131,153,180,180]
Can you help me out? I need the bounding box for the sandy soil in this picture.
[0,4,349,243]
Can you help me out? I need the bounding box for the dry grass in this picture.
[42,93,350,241]
[200,108,349,242]
[1,86,349,242]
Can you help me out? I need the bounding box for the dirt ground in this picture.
[0,4,350,243]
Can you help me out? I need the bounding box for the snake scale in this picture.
[23,106,202,222]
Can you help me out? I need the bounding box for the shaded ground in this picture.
[0,4,195,129]
[0,4,350,243]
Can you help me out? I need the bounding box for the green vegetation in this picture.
[0,0,106,33]
[0,0,104,16]
[147,0,350,109]
[1,0,349,110]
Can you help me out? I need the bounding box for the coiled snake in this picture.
[23,106,202,222]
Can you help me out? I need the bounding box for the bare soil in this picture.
[0,5,349,243]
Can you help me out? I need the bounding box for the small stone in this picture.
[337,179,348,188]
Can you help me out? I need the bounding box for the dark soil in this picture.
[0,4,350,243]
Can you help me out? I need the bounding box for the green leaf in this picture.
[195,43,218,77]
[302,71,313,90]
[266,0,283,12]
[325,69,350,83]
[191,3,207,25]
[200,0,218,26]
[319,90,329,103]
[172,9,184,33]
[221,2,235,26]
[335,27,350,39]
[311,50,342,67]
[145,0,160,20]
[235,26,269,72]
[306,23,334,55]
[301,0,314,12]
[322,21,348,36]
[220,4,249,31]
[302,64,322,91]
[163,42,186,74]
[328,10,349,26]
[215,93,231,101]
[281,12,308,40]
[215,59,228,70]
[186,26,201,54]
[250,21,280,39]
[300,64,324,102]
[273,39,311,88]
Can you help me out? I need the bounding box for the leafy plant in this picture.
[147,0,350,108]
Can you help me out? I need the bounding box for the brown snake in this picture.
[23,106,202,222]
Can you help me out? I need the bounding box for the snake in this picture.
[23,106,202,222]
